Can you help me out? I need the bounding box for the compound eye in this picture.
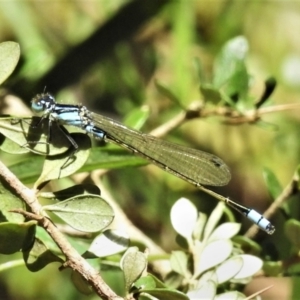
[31,99,46,113]
[31,94,55,113]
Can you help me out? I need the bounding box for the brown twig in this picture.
[0,160,123,300]
[151,102,300,137]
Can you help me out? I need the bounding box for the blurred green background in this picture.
[0,1,300,299]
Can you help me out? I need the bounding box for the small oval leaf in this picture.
[215,256,243,284]
[43,195,114,232]
[121,247,147,291]
[233,254,263,279]
[208,222,241,242]
[171,198,198,239]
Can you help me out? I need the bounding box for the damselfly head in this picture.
[31,93,56,114]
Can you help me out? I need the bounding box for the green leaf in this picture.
[71,271,93,295]
[232,235,262,256]
[134,274,167,290]
[141,289,189,300]
[134,276,156,290]
[123,105,150,130]
[0,41,20,85]
[34,133,91,188]
[213,36,249,105]
[263,261,283,277]
[164,271,184,289]
[84,229,129,258]
[0,221,36,254]
[193,57,206,83]
[43,195,114,233]
[0,134,30,154]
[200,84,222,104]
[35,226,61,255]
[8,156,44,184]
[9,148,147,185]
[262,167,282,199]
[79,147,148,173]
[0,117,72,156]
[170,251,190,278]
[120,247,147,292]
[285,219,300,249]
[155,80,182,107]
[23,237,63,272]
[0,177,25,223]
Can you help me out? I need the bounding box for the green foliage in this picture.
[0,3,299,297]
[0,35,281,299]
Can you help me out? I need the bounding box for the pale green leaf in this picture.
[141,289,189,300]
[0,41,20,85]
[34,133,91,188]
[208,222,241,242]
[187,280,216,300]
[170,198,198,239]
[123,105,150,130]
[121,247,147,291]
[263,167,282,199]
[285,219,300,249]
[43,195,114,232]
[85,229,129,258]
[170,251,190,277]
[232,254,263,280]
[215,256,243,284]
[215,291,246,300]
[203,202,225,240]
[0,177,25,223]
[0,117,72,155]
[195,239,233,276]
[134,274,167,290]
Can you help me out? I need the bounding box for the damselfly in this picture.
[31,93,275,234]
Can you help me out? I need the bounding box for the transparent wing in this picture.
[91,113,231,186]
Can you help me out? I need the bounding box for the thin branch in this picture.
[0,160,123,300]
[151,101,300,137]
